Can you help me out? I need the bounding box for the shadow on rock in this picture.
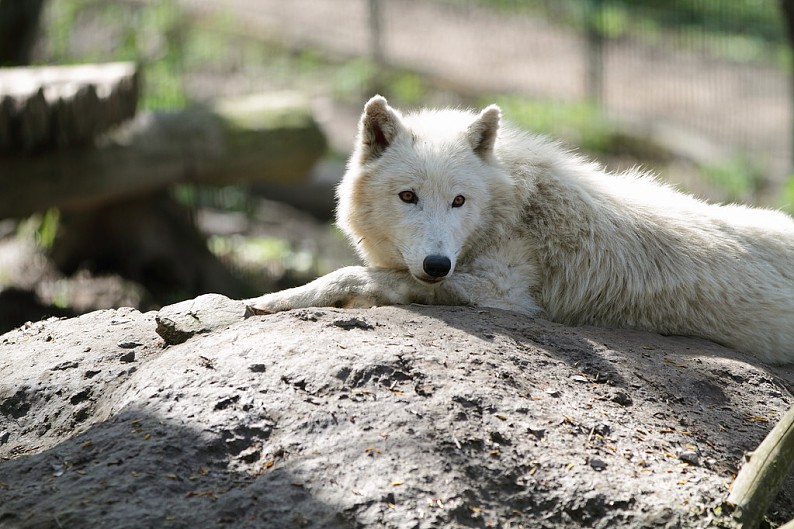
[0,407,354,529]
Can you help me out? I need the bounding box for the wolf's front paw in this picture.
[244,294,292,315]
[243,266,414,314]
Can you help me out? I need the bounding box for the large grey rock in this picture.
[0,297,792,528]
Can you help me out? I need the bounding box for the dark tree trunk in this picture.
[782,0,794,42]
[0,0,45,66]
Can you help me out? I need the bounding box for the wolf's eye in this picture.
[399,190,418,204]
[451,195,466,208]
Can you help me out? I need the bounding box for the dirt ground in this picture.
[0,296,792,528]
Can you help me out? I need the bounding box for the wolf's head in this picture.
[336,96,515,285]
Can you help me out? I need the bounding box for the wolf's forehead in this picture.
[390,149,489,192]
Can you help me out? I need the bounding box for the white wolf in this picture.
[246,95,794,364]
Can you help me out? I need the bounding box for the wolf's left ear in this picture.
[467,104,501,159]
[357,95,404,163]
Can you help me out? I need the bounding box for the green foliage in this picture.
[490,95,614,153]
[36,209,60,249]
[441,0,785,62]
[332,58,378,103]
[591,5,631,40]
[783,177,794,215]
[390,71,430,106]
[46,0,85,60]
[701,156,764,204]
[444,0,782,41]
[172,184,251,213]
[207,234,324,286]
[43,0,187,109]
[14,209,60,250]
[605,0,782,44]
[489,95,772,205]
[208,235,295,266]
[330,57,431,106]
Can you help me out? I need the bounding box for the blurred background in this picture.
[1,0,794,331]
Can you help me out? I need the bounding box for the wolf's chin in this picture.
[412,274,446,285]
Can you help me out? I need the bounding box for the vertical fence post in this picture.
[782,0,794,175]
[584,0,605,107]
[368,0,384,66]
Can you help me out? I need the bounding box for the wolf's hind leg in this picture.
[244,266,433,314]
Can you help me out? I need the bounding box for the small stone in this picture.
[117,340,142,349]
[331,317,374,331]
[238,445,262,464]
[414,382,434,397]
[610,390,633,407]
[589,457,607,471]
[528,425,546,439]
[51,361,79,371]
[594,423,611,436]
[248,364,267,373]
[119,351,136,363]
[678,449,700,466]
[293,310,319,322]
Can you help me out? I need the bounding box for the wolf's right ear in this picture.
[356,95,404,163]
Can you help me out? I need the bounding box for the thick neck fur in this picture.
[503,128,794,355]
[499,130,694,326]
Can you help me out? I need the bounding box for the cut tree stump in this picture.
[0,91,327,219]
[0,62,139,152]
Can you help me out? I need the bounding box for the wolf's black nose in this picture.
[423,255,451,278]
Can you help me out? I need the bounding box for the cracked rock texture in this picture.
[0,298,792,528]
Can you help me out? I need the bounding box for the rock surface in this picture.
[0,297,792,528]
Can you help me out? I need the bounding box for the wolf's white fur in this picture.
[247,96,794,363]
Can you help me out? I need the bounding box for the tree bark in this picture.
[0,0,44,66]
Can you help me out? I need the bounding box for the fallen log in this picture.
[0,92,327,219]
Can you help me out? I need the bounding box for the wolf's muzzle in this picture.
[422,255,452,278]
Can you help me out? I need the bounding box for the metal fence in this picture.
[365,0,791,183]
[39,0,793,186]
